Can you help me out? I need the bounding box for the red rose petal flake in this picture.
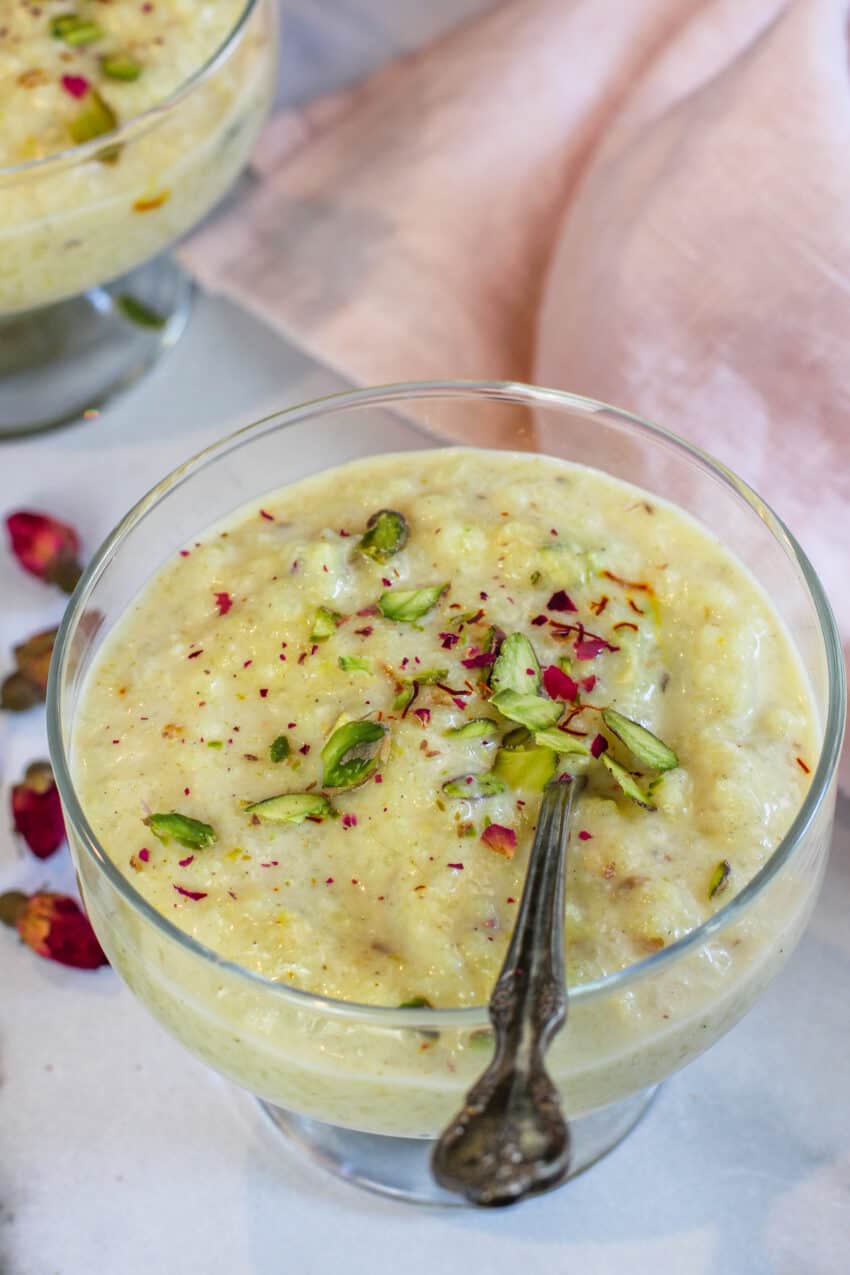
[259,688,268,698]
[214,592,233,616]
[481,824,517,859]
[1,891,108,969]
[461,651,497,669]
[11,761,65,859]
[178,855,194,867]
[575,636,618,660]
[138,848,150,862]
[187,649,203,660]
[542,665,579,702]
[173,885,207,901]
[547,590,577,613]
[413,707,431,725]
[581,675,597,693]
[341,814,358,830]
[61,74,90,100]
[452,697,468,712]
[590,733,609,758]
[447,862,464,870]
[259,509,274,521]
[439,632,459,649]
[531,614,548,626]
[578,830,593,841]
[6,511,83,593]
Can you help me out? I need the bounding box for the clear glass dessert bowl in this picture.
[48,382,846,1206]
[0,0,277,439]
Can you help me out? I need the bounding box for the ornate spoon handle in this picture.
[431,776,585,1207]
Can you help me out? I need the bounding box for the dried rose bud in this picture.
[0,671,43,712]
[0,891,108,969]
[2,627,59,712]
[11,761,65,859]
[6,511,83,593]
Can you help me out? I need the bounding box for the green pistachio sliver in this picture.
[444,718,500,739]
[533,730,590,756]
[69,89,117,144]
[310,606,341,642]
[708,859,731,900]
[601,708,678,772]
[600,755,655,810]
[147,812,216,850]
[501,726,532,750]
[270,735,290,763]
[442,772,506,800]
[493,745,557,792]
[63,19,103,45]
[399,995,432,1009]
[246,792,332,823]
[378,584,447,624]
[339,655,372,674]
[392,684,415,712]
[51,14,83,37]
[321,720,386,789]
[116,295,166,329]
[491,688,562,732]
[102,52,143,80]
[490,633,540,696]
[358,510,409,563]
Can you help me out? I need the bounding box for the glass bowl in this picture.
[48,382,846,1206]
[0,0,277,439]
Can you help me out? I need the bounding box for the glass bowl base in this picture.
[258,1084,660,1206]
[0,254,194,439]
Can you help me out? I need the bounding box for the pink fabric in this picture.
[182,0,849,783]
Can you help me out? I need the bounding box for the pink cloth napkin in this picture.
[182,0,850,784]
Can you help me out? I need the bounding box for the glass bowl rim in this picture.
[0,0,264,184]
[47,379,847,1028]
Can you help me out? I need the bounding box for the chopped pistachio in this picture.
[310,606,341,642]
[530,570,541,586]
[602,708,678,772]
[494,744,557,792]
[116,295,166,329]
[378,584,447,624]
[708,859,731,899]
[490,633,540,696]
[101,52,143,81]
[147,812,216,850]
[533,730,590,756]
[444,718,500,739]
[491,688,562,732]
[246,792,332,823]
[51,14,83,37]
[63,20,104,45]
[357,510,409,563]
[399,995,432,1009]
[321,720,386,790]
[338,655,372,674]
[600,755,655,809]
[442,772,506,800]
[69,89,117,144]
[270,735,290,763]
[392,684,415,713]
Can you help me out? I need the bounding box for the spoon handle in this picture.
[431,776,585,1207]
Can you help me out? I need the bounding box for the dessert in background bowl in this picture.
[0,0,277,437]
[48,383,845,1205]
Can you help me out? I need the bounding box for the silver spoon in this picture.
[431,775,585,1207]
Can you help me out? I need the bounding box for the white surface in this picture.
[2,3,850,1271]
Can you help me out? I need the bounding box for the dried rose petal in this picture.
[542,665,579,702]
[214,591,233,616]
[460,651,497,669]
[173,885,207,901]
[11,760,65,859]
[61,74,90,100]
[0,891,108,969]
[481,824,518,858]
[575,636,618,660]
[590,733,609,758]
[439,632,460,650]
[6,512,83,593]
[547,590,577,613]
[581,675,597,693]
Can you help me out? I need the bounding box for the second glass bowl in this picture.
[0,0,277,438]
[48,382,845,1205]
